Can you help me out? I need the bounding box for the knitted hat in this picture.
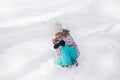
[54,22,63,34]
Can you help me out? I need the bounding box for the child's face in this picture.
[55,32,62,39]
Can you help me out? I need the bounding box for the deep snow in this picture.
[0,0,120,80]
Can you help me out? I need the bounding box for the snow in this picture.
[0,0,120,80]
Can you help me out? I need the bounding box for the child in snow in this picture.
[52,22,80,67]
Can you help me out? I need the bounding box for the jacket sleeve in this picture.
[54,40,65,49]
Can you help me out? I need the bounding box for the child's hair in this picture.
[52,29,70,44]
[62,29,70,37]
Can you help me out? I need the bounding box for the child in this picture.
[52,23,80,67]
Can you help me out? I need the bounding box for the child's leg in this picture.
[60,46,72,66]
[54,58,62,66]
[55,46,78,67]
[68,46,78,65]
[54,46,71,66]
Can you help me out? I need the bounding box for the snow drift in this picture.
[0,0,120,80]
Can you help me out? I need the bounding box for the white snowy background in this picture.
[0,0,120,80]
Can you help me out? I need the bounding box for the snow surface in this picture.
[0,0,120,80]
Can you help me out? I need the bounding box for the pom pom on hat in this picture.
[54,22,63,34]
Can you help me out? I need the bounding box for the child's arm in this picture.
[54,40,65,49]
